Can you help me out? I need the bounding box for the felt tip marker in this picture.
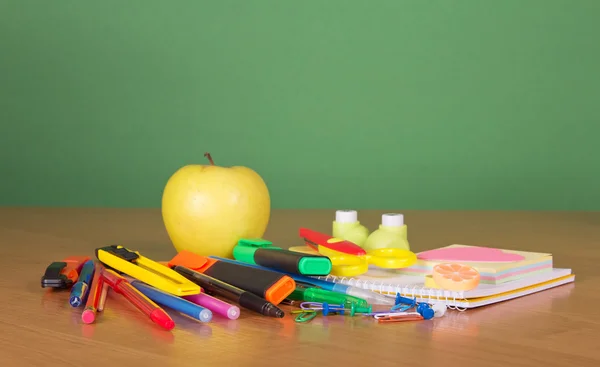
[210,256,395,305]
[172,265,284,318]
[70,260,96,307]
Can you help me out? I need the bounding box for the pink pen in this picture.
[184,293,240,320]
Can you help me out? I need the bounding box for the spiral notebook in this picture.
[312,268,574,309]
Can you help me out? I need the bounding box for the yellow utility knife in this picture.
[95,245,200,296]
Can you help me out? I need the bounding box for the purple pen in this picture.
[184,293,241,320]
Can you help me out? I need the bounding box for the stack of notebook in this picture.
[398,244,553,284]
[313,245,574,309]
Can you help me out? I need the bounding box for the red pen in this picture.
[102,269,175,331]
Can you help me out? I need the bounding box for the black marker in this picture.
[172,265,284,318]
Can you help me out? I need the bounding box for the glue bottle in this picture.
[363,213,410,251]
[332,210,370,247]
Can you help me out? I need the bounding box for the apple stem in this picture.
[204,152,215,165]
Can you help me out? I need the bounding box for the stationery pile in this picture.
[314,245,575,309]
[41,229,576,330]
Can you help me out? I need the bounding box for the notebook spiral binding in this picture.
[315,274,468,312]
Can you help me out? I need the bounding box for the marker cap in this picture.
[335,210,358,223]
[382,213,404,227]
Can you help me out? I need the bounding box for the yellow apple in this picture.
[161,153,271,258]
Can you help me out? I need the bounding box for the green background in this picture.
[1,1,599,210]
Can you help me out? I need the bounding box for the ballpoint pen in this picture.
[102,269,175,331]
[172,265,284,318]
[287,287,369,308]
[210,256,395,305]
[81,262,105,324]
[69,260,96,307]
[130,280,213,323]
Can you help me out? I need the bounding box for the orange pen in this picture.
[168,251,295,305]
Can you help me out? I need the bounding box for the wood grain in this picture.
[0,208,599,367]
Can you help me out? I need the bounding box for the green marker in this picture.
[289,287,369,308]
[233,239,332,276]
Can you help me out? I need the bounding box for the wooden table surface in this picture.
[1,208,599,367]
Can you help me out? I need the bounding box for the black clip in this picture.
[41,262,71,289]
[95,245,139,262]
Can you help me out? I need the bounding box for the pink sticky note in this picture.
[418,246,525,263]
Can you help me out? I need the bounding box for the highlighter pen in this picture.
[131,281,213,323]
[168,251,295,305]
[69,260,96,307]
[81,263,105,324]
[184,293,240,320]
[102,269,175,331]
[210,256,395,306]
[234,239,332,275]
[172,265,284,318]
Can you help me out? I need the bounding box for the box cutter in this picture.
[41,256,90,289]
[95,245,200,296]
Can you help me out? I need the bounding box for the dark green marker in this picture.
[233,239,332,276]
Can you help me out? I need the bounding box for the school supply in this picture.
[233,238,332,275]
[69,260,96,307]
[172,265,284,318]
[96,245,200,296]
[313,267,575,309]
[287,287,369,308]
[183,293,241,320]
[332,210,370,247]
[363,213,410,252]
[209,256,396,305]
[81,262,105,324]
[399,245,553,284]
[101,269,175,331]
[293,228,417,277]
[431,263,480,291]
[97,282,109,312]
[168,250,295,305]
[41,256,90,289]
[131,280,213,323]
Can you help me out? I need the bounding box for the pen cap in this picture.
[254,248,332,276]
[201,260,295,305]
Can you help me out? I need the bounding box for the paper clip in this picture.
[301,302,345,315]
[95,245,200,296]
[375,312,424,323]
[294,310,318,323]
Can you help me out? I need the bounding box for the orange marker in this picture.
[168,251,295,305]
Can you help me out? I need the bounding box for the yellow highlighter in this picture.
[95,245,200,296]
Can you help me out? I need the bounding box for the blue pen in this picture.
[130,281,212,323]
[69,260,96,307]
[209,256,395,305]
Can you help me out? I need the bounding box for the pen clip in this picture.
[237,238,274,248]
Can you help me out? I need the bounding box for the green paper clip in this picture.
[295,310,318,323]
